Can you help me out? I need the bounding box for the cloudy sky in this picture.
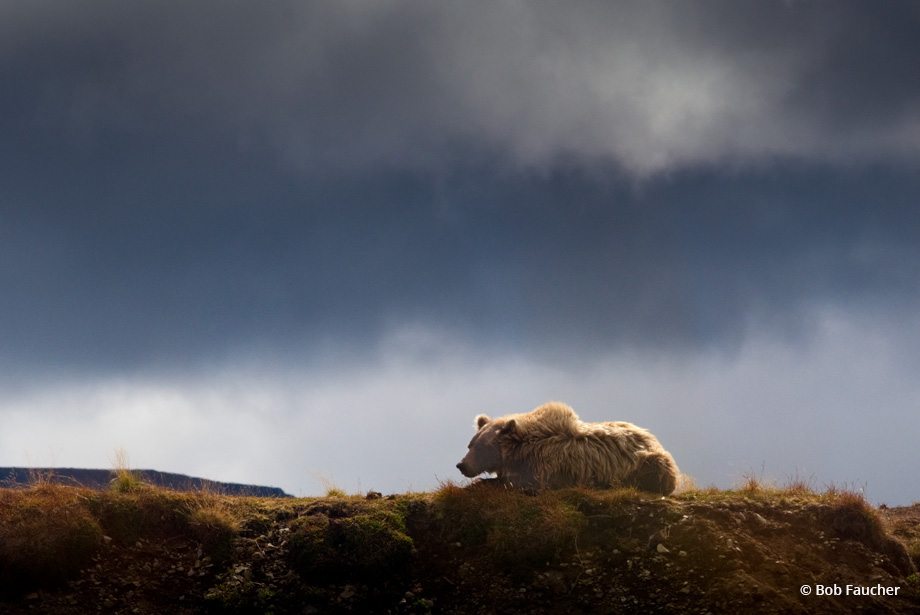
[2,1,919,503]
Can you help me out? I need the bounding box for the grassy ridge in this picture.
[0,481,239,599]
[1,478,919,613]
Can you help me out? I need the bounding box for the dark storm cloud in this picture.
[1,1,920,373]
[3,164,920,372]
[1,1,918,175]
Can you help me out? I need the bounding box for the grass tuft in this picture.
[110,449,146,494]
[821,487,885,545]
[739,472,766,494]
[26,467,57,487]
[783,471,816,496]
[311,473,350,498]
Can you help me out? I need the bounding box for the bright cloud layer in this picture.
[4,309,918,504]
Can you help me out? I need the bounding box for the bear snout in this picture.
[456,461,474,477]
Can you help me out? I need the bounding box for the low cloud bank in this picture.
[3,309,918,505]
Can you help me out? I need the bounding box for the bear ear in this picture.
[475,414,491,430]
[500,419,517,435]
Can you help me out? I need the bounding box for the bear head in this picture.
[456,414,517,478]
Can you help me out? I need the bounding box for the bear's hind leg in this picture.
[628,453,678,496]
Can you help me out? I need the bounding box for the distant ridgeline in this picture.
[0,467,292,498]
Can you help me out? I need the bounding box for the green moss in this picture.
[205,577,281,613]
[337,509,414,572]
[287,513,332,574]
[487,498,584,568]
[905,573,920,595]
[241,512,273,535]
[287,507,414,581]
[87,491,190,544]
[434,484,586,571]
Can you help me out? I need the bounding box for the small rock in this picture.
[656,544,670,554]
[366,490,383,500]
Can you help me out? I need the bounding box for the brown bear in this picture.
[456,401,679,495]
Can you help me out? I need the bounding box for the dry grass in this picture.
[674,472,698,493]
[648,475,901,560]
[309,472,350,498]
[25,467,58,486]
[683,472,822,501]
[0,481,245,597]
[0,485,102,597]
[907,540,920,569]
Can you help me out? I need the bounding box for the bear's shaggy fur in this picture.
[456,401,679,495]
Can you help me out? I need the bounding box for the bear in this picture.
[455,401,679,495]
